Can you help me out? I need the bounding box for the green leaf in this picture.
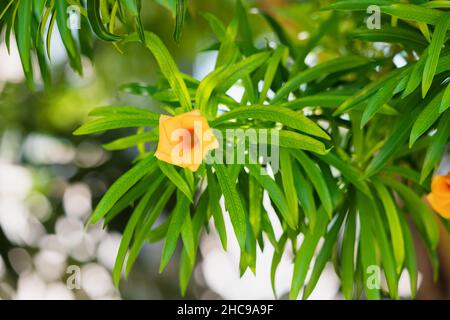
[280,149,299,226]
[361,77,398,128]
[201,12,226,40]
[88,106,158,117]
[259,46,285,104]
[103,131,158,151]
[280,94,350,110]
[87,0,122,41]
[180,211,195,265]
[372,178,405,273]
[15,0,33,89]
[441,83,450,113]
[196,52,270,115]
[174,0,187,43]
[362,190,399,299]
[248,174,262,238]
[292,162,317,230]
[158,161,193,202]
[357,192,381,300]
[180,192,209,295]
[380,4,445,25]
[125,32,192,111]
[55,0,82,73]
[213,164,247,250]
[398,211,418,298]
[112,174,166,286]
[236,0,254,55]
[365,103,422,177]
[410,89,445,147]
[206,168,227,250]
[422,13,450,96]
[277,131,328,155]
[247,164,296,230]
[421,110,450,182]
[290,208,329,300]
[341,206,356,300]
[316,152,372,197]
[380,176,439,250]
[215,16,239,68]
[104,174,156,224]
[74,114,159,135]
[270,233,287,298]
[303,211,345,299]
[291,150,333,218]
[212,106,330,140]
[348,26,428,51]
[160,190,191,272]
[88,156,158,224]
[334,68,406,116]
[403,52,427,98]
[272,56,370,104]
[323,0,394,11]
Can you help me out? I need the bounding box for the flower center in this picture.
[182,127,199,150]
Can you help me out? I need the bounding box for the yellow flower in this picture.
[155,110,218,172]
[426,173,450,219]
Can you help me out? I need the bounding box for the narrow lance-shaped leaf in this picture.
[213,164,247,250]
[88,156,158,224]
[212,105,330,140]
[303,210,346,299]
[73,114,159,135]
[180,192,209,295]
[316,152,372,197]
[207,168,227,250]
[87,0,122,41]
[372,178,405,273]
[290,208,330,300]
[365,102,422,177]
[410,89,445,147]
[422,13,450,96]
[112,174,166,286]
[365,189,399,299]
[196,52,270,115]
[259,46,285,104]
[421,110,450,182]
[380,176,439,250]
[15,0,33,89]
[357,192,381,300]
[270,233,288,298]
[174,0,187,43]
[361,77,398,128]
[158,161,193,202]
[160,190,191,272]
[280,149,299,227]
[341,205,356,300]
[291,150,333,218]
[125,32,192,111]
[273,56,370,104]
[398,210,418,298]
[126,185,176,275]
[440,83,450,113]
[247,164,296,230]
[292,162,317,230]
[55,0,82,73]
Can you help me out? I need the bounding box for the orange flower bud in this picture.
[426,173,450,219]
[155,110,219,172]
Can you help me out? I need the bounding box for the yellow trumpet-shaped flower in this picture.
[155,110,219,172]
[426,173,450,219]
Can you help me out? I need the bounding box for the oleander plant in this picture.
[2,0,450,300]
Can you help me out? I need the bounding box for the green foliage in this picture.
[4,0,450,300]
